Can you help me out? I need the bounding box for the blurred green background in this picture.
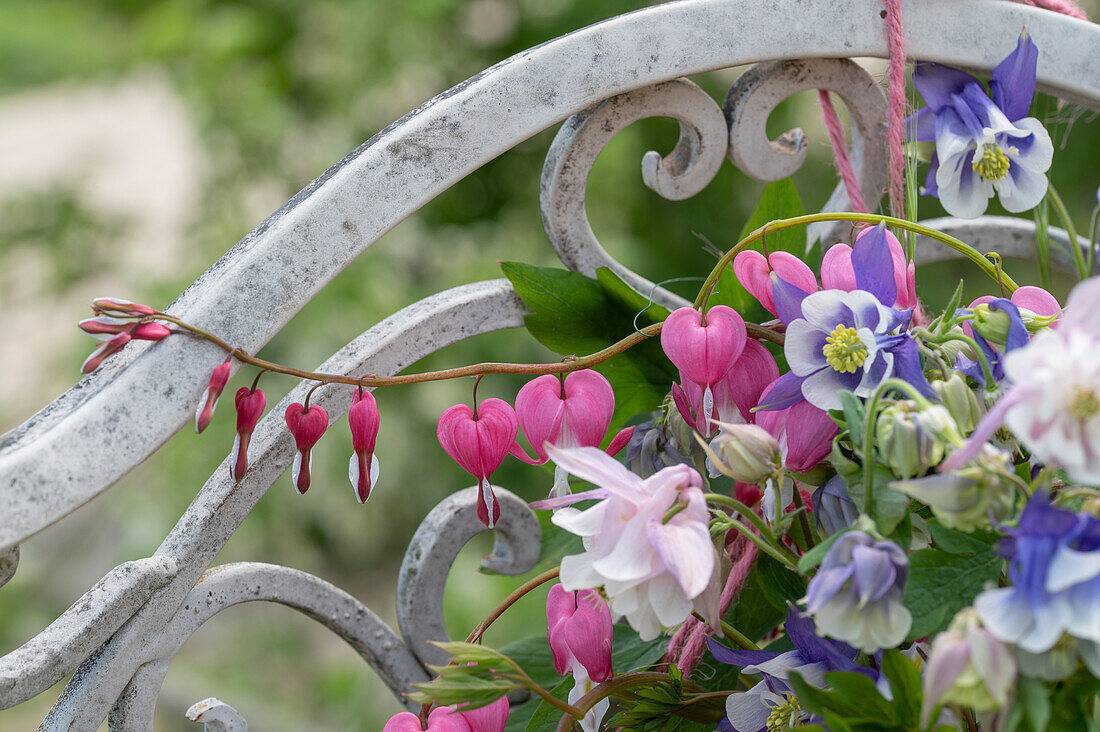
[1,0,1098,729]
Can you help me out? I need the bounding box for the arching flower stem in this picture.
[694,212,1021,311]
[911,327,996,389]
[1046,182,1086,279]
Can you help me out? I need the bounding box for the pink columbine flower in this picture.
[229,387,266,482]
[195,361,232,434]
[533,445,717,641]
[671,338,779,437]
[513,370,633,497]
[547,585,613,732]
[285,402,329,495]
[348,389,381,504]
[81,331,131,373]
[661,305,748,429]
[91,297,156,316]
[753,378,838,473]
[437,398,518,528]
[732,250,818,317]
[821,226,919,311]
[383,707,470,732]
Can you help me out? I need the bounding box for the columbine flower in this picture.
[967,286,1061,341]
[893,444,1015,532]
[284,402,329,495]
[348,389,381,504]
[753,381,838,473]
[513,370,633,497]
[821,226,920,312]
[944,277,1100,482]
[709,609,871,732]
[907,30,1053,218]
[547,585,613,732]
[229,386,266,482]
[733,250,820,319]
[533,445,716,641]
[804,531,911,653]
[975,493,1100,655]
[812,477,859,536]
[702,421,782,484]
[921,608,1016,725]
[437,398,518,528]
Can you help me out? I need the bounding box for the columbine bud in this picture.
[1019,308,1060,333]
[81,331,131,374]
[971,303,1013,345]
[921,608,1015,725]
[348,389,381,504]
[875,401,943,479]
[932,373,984,434]
[812,476,859,536]
[936,325,973,365]
[285,403,329,495]
[91,297,156,316]
[892,445,1014,531]
[700,421,781,484]
[195,361,232,434]
[229,387,266,481]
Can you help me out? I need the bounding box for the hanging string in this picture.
[1021,0,1088,20]
[883,0,907,219]
[817,91,869,214]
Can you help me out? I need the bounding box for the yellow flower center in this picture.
[1069,385,1100,421]
[972,143,1011,182]
[823,324,868,373]
[766,695,804,732]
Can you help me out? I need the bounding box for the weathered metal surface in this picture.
[914,216,1092,272]
[0,556,177,709]
[397,486,541,669]
[3,0,1098,550]
[33,280,525,730]
[0,545,17,589]
[724,58,888,247]
[185,698,247,731]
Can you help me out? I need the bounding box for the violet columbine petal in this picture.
[707,637,778,668]
[813,477,858,536]
[887,337,938,400]
[990,29,1038,122]
[804,564,856,613]
[784,319,829,376]
[905,107,937,143]
[661,305,747,388]
[912,62,982,111]
[850,543,899,606]
[987,299,1030,351]
[754,371,807,412]
[771,275,812,326]
[851,223,898,307]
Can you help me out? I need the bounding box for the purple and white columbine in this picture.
[804,530,911,653]
[908,30,1053,218]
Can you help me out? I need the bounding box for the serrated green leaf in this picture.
[927,521,1000,554]
[726,565,787,642]
[880,650,922,728]
[903,546,1003,640]
[501,261,677,428]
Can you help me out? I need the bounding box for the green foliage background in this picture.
[0,1,1098,729]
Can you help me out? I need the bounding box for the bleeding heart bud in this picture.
[195,362,232,434]
[285,403,329,495]
[81,331,131,374]
[229,387,266,482]
[91,297,156,316]
[348,389,381,504]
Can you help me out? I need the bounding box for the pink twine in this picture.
[817,90,869,214]
[883,0,907,218]
[1021,0,1088,20]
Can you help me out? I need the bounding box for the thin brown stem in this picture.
[466,567,560,644]
[156,313,782,388]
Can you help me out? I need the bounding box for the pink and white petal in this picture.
[645,519,714,598]
[546,445,643,498]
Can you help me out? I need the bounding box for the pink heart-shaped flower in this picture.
[285,403,329,495]
[437,398,518,527]
[660,305,747,388]
[229,387,266,482]
[516,370,615,461]
[348,389,381,504]
[383,707,471,732]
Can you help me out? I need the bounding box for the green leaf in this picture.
[838,391,866,451]
[523,677,573,732]
[501,262,677,428]
[756,552,808,610]
[709,179,805,316]
[903,546,1003,640]
[1014,675,1051,732]
[843,466,910,534]
[798,529,850,574]
[595,266,670,326]
[880,650,922,728]
[927,521,1000,555]
[938,280,965,333]
[788,671,867,719]
[822,671,897,722]
[726,565,787,642]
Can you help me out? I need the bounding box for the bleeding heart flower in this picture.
[79,316,170,341]
[671,339,779,436]
[547,584,613,732]
[81,331,131,374]
[437,398,518,528]
[285,402,329,495]
[91,297,156,316]
[195,361,232,434]
[732,250,818,317]
[513,370,632,498]
[454,696,509,732]
[754,378,839,473]
[229,387,266,482]
[383,707,471,732]
[661,305,747,427]
[348,389,381,504]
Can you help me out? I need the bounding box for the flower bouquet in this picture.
[76,24,1100,732]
